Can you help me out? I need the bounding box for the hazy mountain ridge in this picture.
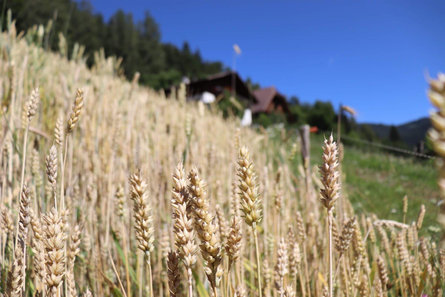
[362,117,431,147]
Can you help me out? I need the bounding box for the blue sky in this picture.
[90,0,445,124]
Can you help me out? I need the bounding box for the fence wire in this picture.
[339,134,435,160]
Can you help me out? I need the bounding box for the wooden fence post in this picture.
[299,125,311,199]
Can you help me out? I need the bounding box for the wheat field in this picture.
[0,20,444,297]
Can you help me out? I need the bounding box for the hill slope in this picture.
[304,133,441,236]
[364,117,431,147]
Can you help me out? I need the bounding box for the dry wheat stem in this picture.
[30,210,46,294]
[171,163,197,297]
[67,225,81,297]
[188,167,222,295]
[14,89,38,249]
[7,240,25,297]
[46,145,58,209]
[108,249,128,297]
[237,146,263,297]
[320,135,340,297]
[66,89,84,135]
[129,171,154,296]
[42,208,66,297]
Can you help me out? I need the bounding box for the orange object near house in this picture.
[310,126,318,133]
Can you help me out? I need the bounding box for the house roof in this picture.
[187,71,256,103]
[251,86,287,113]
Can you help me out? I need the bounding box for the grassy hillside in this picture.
[342,145,439,234]
[306,134,441,237]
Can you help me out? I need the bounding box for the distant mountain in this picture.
[363,117,431,147]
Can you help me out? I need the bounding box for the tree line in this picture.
[1,0,224,89]
[2,0,420,152]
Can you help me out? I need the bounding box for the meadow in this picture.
[0,19,444,297]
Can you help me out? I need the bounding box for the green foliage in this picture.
[287,102,310,126]
[255,112,286,128]
[342,148,440,238]
[217,90,247,118]
[306,100,336,131]
[147,69,182,90]
[246,77,261,91]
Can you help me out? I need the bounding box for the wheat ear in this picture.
[7,240,25,297]
[15,88,39,253]
[25,87,40,120]
[428,74,445,180]
[188,167,222,296]
[377,255,389,292]
[319,134,340,297]
[336,217,356,256]
[46,145,58,207]
[30,209,46,294]
[66,89,84,135]
[67,225,81,297]
[226,215,242,269]
[42,208,66,297]
[215,204,229,246]
[287,227,301,280]
[129,171,154,297]
[274,237,288,297]
[167,250,181,297]
[7,183,31,296]
[171,163,197,297]
[237,146,263,297]
[54,115,64,147]
[7,183,30,297]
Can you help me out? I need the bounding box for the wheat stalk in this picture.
[54,115,64,147]
[129,171,155,296]
[171,163,197,297]
[237,146,263,297]
[67,225,81,297]
[30,210,46,294]
[7,183,31,297]
[66,89,84,135]
[25,87,40,120]
[336,217,356,256]
[226,215,242,269]
[416,204,425,230]
[115,185,125,218]
[7,240,25,297]
[237,146,262,227]
[42,208,66,297]
[188,167,222,296]
[274,237,288,297]
[15,88,39,252]
[167,250,180,297]
[46,145,58,207]
[377,255,389,292]
[287,227,300,280]
[215,204,229,246]
[319,134,340,297]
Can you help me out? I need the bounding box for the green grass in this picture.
[264,127,442,238]
[309,134,443,238]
